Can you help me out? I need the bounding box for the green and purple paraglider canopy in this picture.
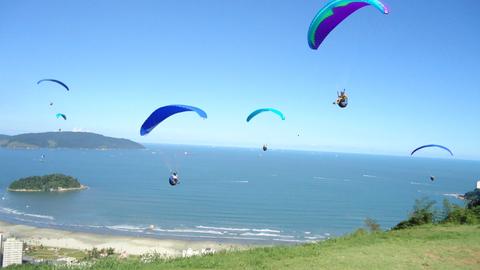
[308,0,389,50]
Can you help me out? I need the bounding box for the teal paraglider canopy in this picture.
[410,144,453,156]
[246,108,285,122]
[140,105,207,136]
[55,113,67,120]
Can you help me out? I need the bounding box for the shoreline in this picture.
[7,185,88,193]
[0,221,248,256]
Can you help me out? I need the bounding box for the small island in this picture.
[8,174,87,192]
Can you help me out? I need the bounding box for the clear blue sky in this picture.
[0,0,479,159]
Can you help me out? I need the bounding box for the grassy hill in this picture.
[10,225,480,270]
[0,132,143,149]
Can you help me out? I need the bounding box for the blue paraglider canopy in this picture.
[140,105,207,136]
[410,144,453,156]
[37,79,70,91]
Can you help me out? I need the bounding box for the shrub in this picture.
[364,218,381,232]
[393,198,436,230]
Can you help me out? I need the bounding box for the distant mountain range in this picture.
[0,132,144,149]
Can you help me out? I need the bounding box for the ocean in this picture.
[0,145,477,244]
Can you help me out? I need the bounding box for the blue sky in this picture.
[0,0,479,159]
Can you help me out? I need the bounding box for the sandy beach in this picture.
[0,221,246,257]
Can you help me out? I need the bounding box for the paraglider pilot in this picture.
[334,89,348,108]
[169,171,179,186]
[262,144,268,151]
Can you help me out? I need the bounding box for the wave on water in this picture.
[196,226,251,232]
[106,225,145,233]
[252,228,281,233]
[443,193,463,199]
[153,228,225,235]
[410,181,431,186]
[0,207,54,220]
[362,174,377,178]
[313,176,328,180]
[241,232,293,238]
[304,235,325,240]
[231,180,249,183]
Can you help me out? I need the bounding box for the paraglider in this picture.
[246,108,284,152]
[140,105,207,136]
[246,108,285,122]
[334,90,348,108]
[140,105,207,186]
[37,79,70,91]
[56,113,67,120]
[169,171,179,186]
[308,0,389,50]
[411,144,454,156]
[430,176,436,182]
[50,102,54,106]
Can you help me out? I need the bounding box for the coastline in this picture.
[7,185,88,193]
[0,221,247,256]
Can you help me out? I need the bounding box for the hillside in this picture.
[0,132,144,149]
[11,225,480,270]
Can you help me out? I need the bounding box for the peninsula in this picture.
[0,132,144,149]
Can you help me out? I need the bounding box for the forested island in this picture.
[8,174,87,192]
[0,132,144,149]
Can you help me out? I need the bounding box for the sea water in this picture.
[0,145,477,244]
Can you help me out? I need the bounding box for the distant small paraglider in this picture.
[411,144,453,156]
[37,79,70,91]
[50,102,54,106]
[334,90,348,108]
[56,113,67,120]
[169,172,179,186]
[430,176,436,181]
[246,108,285,122]
[262,145,268,151]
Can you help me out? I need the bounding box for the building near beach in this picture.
[477,181,480,190]
[2,238,23,267]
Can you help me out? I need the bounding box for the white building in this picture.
[2,238,23,267]
[477,181,480,190]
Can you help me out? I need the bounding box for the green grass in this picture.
[25,246,87,261]
[9,225,480,270]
